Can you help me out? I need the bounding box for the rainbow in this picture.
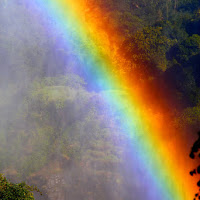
[28,0,198,199]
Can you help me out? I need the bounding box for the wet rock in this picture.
[45,174,66,200]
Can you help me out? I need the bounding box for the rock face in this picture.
[45,174,66,200]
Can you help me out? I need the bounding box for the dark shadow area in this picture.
[189,131,200,200]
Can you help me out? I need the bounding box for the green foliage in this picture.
[108,11,145,37]
[174,34,200,63]
[122,26,175,73]
[178,0,200,12]
[0,174,39,200]
[175,105,200,129]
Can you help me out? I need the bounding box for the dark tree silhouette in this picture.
[189,131,200,200]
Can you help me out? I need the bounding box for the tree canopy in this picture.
[0,174,40,200]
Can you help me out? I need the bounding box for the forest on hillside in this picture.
[0,0,200,199]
